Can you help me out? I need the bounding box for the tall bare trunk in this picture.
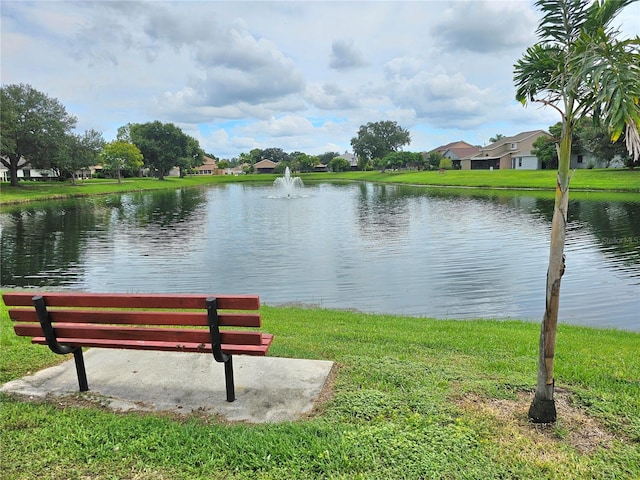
[528,125,572,423]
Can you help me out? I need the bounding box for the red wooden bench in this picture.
[2,292,273,402]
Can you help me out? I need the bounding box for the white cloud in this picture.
[239,115,316,138]
[432,1,537,53]
[305,83,361,110]
[329,38,369,70]
[385,61,498,129]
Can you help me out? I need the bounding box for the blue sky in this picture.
[2,0,639,159]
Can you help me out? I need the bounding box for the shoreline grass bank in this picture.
[2,298,639,479]
[2,168,639,205]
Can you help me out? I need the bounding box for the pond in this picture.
[1,182,638,331]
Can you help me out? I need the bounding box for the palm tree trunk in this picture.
[528,124,572,423]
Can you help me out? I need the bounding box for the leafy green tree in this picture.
[287,151,305,162]
[532,135,558,169]
[296,153,318,173]
[176,135,205,177]
[54,129,105,184]
[533,122,585,169]
[373,156,389,172]
[439,157,453,170]
[579,122,635,168]
[100,141,144,183]
[328,157,350,172]
[357,156,372,171]
[247,149,263,165]
[318,151,341,165]
[489,133,505,143]
[406,151,427,170]
[274,161,290,174]
[261,147,288,163]
[514,0,640,423]
[378,151,422,171]
[1,84,77,186]
[129,121,191,180]
[116,123,132,142]
[351,121,411,168]
[427,151,444,170]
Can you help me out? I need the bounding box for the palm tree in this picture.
[514,0,640,423]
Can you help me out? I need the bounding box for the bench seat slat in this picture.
[30,336,273,355]
[8,309,261,327]
[2,292,259,310]
[14,323,264,346]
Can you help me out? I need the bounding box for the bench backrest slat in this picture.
[2,292,260,311]
[7,309,261,327]
[3,293,261,329]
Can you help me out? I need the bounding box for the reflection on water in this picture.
[1,183,638,331]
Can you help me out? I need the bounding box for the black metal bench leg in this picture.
[33,295,89,392]
[224,356,235,402]
[73,348,89,392]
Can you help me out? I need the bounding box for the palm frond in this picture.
[535,0,589,44]
[514,43,565,105]
[583,0,637,37]
[572,29,640,143]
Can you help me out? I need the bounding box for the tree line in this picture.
[0,84,209,187]
[0,84,427,187]
[2,80,637,188]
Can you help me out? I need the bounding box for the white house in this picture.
[0,157,58,182]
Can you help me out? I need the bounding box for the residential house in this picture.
[569,149,621,169]
[254,159,278,174]
[195,156,220,175]
[1,157,58,182]
[461,130,551,170]
[226,163,249,175]
[336,152,358,170]
[75,165,102,180]
[427,141,480,169]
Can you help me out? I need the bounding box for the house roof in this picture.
[428,141,480,160]
[199,156,217,168]
[254,159,278,168]
[481,130,549,152]
[467,130,550,159]
[337,152,357,166]
[430,140,475,153]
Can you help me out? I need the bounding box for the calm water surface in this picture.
[1,182,638,331]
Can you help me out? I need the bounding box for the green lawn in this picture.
[2,297,639,479]
[0,175,263,205]
[2,168,639,205]
[304,168,640,191]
